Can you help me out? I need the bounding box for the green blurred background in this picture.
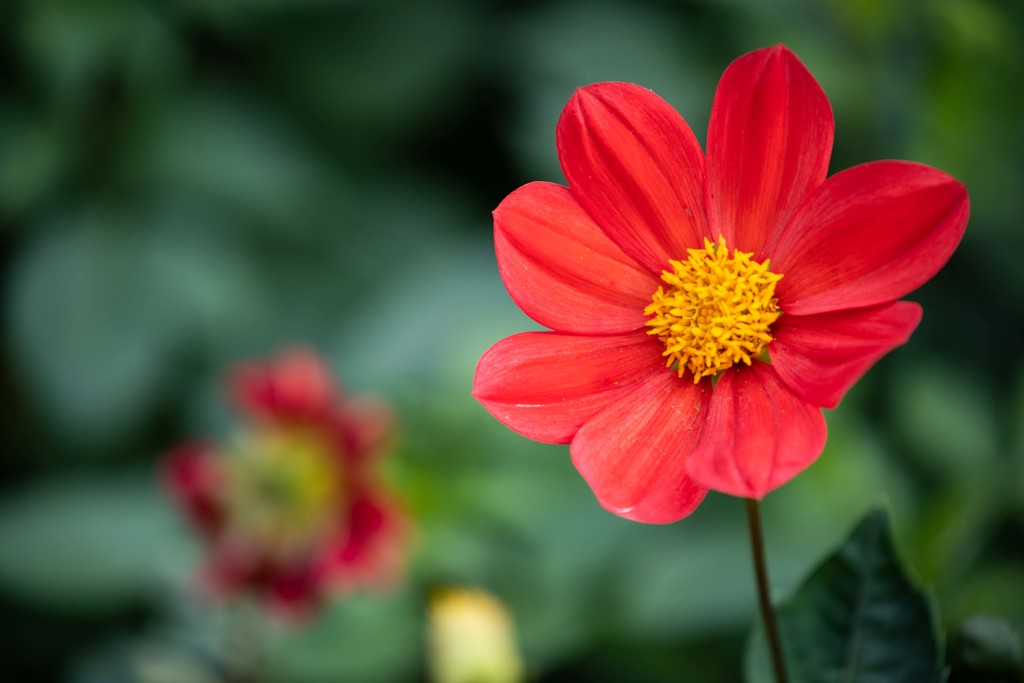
[1,0,1022,681]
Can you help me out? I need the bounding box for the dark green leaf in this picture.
[746,507,943,683]
[0,474,189,613]
[267,591,419,683]
[7,209,260,447]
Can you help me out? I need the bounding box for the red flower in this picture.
[473,45,969,523]
[163,349,406,614]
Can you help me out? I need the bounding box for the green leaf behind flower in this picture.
[745,507,943,683]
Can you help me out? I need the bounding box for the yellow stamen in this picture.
[644,236,782,383]
[224,426,343,561]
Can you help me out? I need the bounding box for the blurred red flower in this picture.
[473,45,969,523]
[163,349,406,615]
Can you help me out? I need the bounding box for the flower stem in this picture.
[746,498,788,683]
[223,602,265,683]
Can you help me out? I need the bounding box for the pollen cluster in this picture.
[645,237,782,383]
[225,426,343,560]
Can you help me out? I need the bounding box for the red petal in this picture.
[231,348,338,421]
[570,371,710,524]
[473,331,664,444]
[161,443,224,534]
[199,543,252,597]
[335,495,387,564]
[266,566,322,620]
[330,397,394,465]
[318,491,407,590]
[770,301,922,409]
[494,181,657,333]
[556,82,707,275]
[687,363,826,499]
[706,45,833,257]
[770,161,969,315]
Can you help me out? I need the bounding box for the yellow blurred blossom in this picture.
[428,587,525,683]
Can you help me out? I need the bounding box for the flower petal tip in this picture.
[686,364,827,499]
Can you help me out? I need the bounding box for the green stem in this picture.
[223,601,265,683]
[746,498,788,683]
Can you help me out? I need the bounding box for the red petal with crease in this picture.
[495,181,656,334]
[473,331,664,444]
[770,301,922,409]
[687,363,826,499]
[557,82,707,275]
[706,45,833,257]
[570,371,710,523]
[770,161,969,315]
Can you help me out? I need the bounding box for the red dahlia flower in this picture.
[163,349,406,614]
[473,45,969,523]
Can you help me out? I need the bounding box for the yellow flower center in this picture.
[644,236,782,383]
[224,426,343,562]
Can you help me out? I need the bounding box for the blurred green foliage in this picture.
[0,0,1022,681]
